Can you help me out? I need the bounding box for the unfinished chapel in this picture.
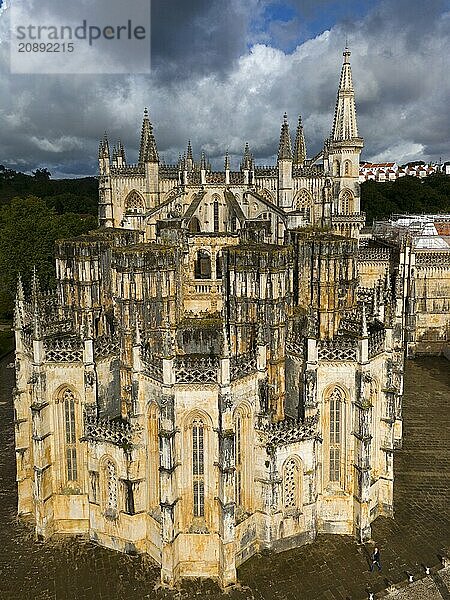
[14,49,406,587]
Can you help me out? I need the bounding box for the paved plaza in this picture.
[0,356,449,600]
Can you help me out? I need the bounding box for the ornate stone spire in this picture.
[224,150,230,171]
[331,48,359,142]
[31,266,42,340]
[16,272,24,303]
[13,274,25,331]
[139,108,159,164]
[200,151,207,170]
[117,140,126,163]
[278,112,292,160]
[186,140,193,161]
[361,302,368,338]
[99,132,110,158]
[241,142,253,170]
[293,115,307,165]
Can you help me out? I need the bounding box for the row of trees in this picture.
[361,174,450,224]
[0,167,449,319]
[0,165,98,215]
[0,168,98,318]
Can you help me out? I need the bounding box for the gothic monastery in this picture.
[14,50,406,587]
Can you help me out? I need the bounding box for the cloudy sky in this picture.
[0,0,449,177]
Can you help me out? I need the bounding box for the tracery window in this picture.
[106,460,118,512]
[124,190,145,213]
[148,404,159,508]
[192,418,205,517]
[344,160,351,176]
[213,199,219,232]
[235,413,243,507]
[284,458,298,509]
[63,389,77,482]
[329,387,344,483]
[340,190,354,215]
[294,189,312,220]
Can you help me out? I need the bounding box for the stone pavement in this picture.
[0,356,449,600]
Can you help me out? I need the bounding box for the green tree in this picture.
[0,196,96,318]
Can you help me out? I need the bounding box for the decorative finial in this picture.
[361,303,368,338]
[143,107,149,118]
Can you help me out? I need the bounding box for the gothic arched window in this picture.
[63,389,77,482]
[235,412,243,507]
[340,190,354,215]
[192,418,205,517]
[213,199,219,232]
[234,404,252,512]
[148,404,159,508]
[294,189,312,220]
[215,251,223,279]
[283,457,301,510]
[329,387,344,483]
[344,160,351,176]
[194,250,211,279]
[106,460,118,512]
[124,190,145,213]
[189,216,201,233]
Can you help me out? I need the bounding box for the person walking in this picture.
[370,547,382,572]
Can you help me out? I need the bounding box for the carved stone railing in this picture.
[259,414,319,447]
[84,409,142,448]
[415,252,450,268]
[141,347,163,382]
[230,351,257,381]
[368,330,385,357]
[94,335,120,360]
[174,355,219,384]
[358,247,391,262]
[110,165,144,175]
[44,320,73,337]
[44,336,83,363]
[333,212,366,223]
[318,339,357,361]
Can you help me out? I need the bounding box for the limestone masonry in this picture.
[15,49,419,588]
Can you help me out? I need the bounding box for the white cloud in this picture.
[0,0,448,176]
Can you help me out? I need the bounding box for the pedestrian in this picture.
[370,547,382,572]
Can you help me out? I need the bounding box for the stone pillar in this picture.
[159,393,177,587]
[353,371,372,543]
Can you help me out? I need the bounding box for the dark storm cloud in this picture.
[0,0,448,175]
[150,0,252,81]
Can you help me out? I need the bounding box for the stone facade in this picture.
[370,216,450,356]
[13,50,405,588]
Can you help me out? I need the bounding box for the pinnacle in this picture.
[278,113,293,160]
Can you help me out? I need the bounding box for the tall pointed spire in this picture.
[278,112,292,160]
[31,266,42,340]
[186,140,193,171]
[331,48,360,142]
[293,115,307,165]
[186,140,193,161]
[224,150,230,171]
[241,142,253,170]
[139,108,159,164]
